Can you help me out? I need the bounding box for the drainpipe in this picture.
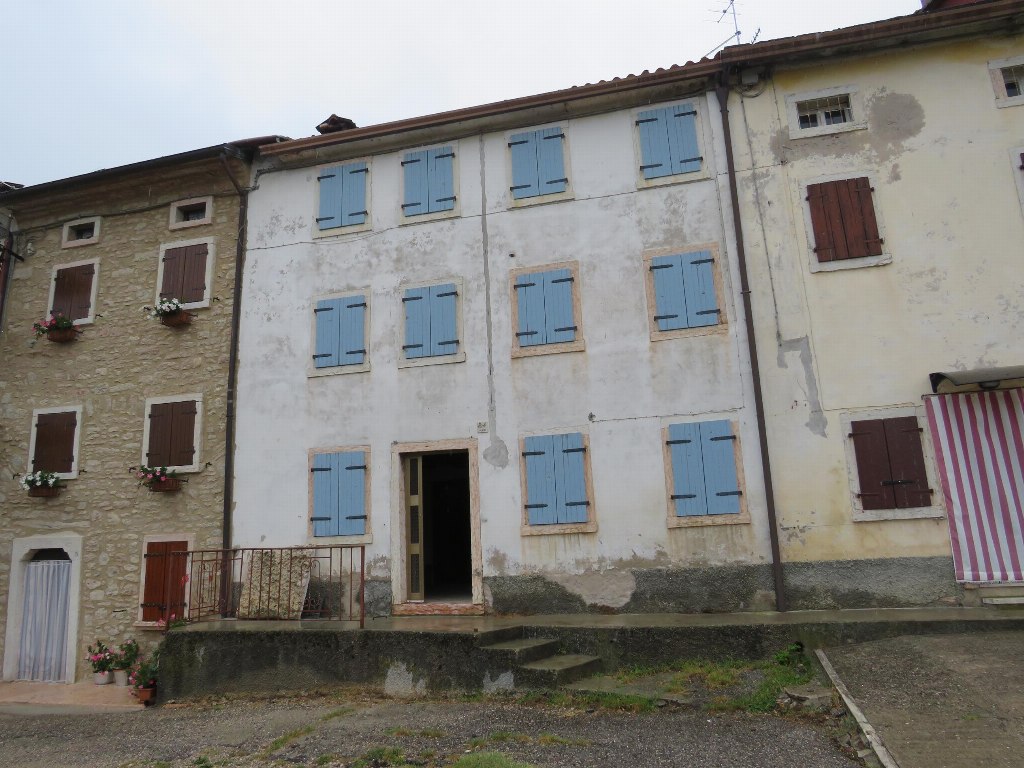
[714,76,787,612]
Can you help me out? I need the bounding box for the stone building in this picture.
[0,141,274,682]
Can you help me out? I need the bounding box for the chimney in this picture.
[316,115,358,135]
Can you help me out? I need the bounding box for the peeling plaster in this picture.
[384,661,426,696]
[777,336,827,437]
[547,569,637,608]
[482,671,515,692]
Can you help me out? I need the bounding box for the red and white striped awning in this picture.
[925,389,1024,583]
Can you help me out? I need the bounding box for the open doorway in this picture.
[403,450,472,603]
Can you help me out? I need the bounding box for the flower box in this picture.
[46,327,78,343]
[148,477,182,493]
[28,486,61,498]
[160,311,192,329]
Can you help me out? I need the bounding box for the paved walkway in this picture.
[821,630,1024,768]
[0,679,142,714]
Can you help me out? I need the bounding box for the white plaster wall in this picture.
[236,94,772,596]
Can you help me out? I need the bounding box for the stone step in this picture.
[981,596,1024,606]
[517,654,603,687]
[474,626,525,646]
[480,637,562,664]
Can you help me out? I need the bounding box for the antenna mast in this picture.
[704,1,761,59]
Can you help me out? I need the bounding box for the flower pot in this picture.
[160,311,192,328]
[93,671,113,685]
[149,478,182,492]
[114,669,129,686]
[136,687,156,705]
[46,327,77,343]
[28,486,60,498]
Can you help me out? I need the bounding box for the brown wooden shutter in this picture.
[850,419,897,510]
[67,264,95,321]
[141,541,187,622]
[168,400,198,467]
[160,247,187,300]
[51,268,74,317]
[807,178,882,262]
[180,244,208,304]
[146,403,174,467]
[883,416,931,508]
[847,177,883,258]
[166,546,188,619]
[32,411,76,473]
[806,181,844,262]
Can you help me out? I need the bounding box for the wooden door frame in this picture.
[390,439,482,608]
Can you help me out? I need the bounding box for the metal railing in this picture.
[180,546,365,627]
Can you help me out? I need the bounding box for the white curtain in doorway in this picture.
[18,560,71,682]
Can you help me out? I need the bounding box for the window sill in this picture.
[852,506,945,522]
[314,220,372,238]
[787,121,867,141]
[398,351,466,369]
[508,190,574,210]
[311,533,373,546]
[309,362,371,378]
[668,512,749,529]
[512,339,585,358]
[133,622,167,632]
[809,252,891,274]
[520,520,597,536]
[637,168,709,191]
[995,96,1024,109]
[60,237,99,250]
[650,322,727,343]
[400,208,459,226]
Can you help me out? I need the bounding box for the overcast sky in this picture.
[4,0,920,187]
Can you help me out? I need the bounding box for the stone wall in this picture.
[0,162,244,681]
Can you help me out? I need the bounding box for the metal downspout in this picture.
[714,78,787,612]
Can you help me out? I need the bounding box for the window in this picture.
[143,396,202,472]
[139,539,188,624]
[310,448,369,538]
[316,161,369,231]
[28,407,82,480]
[520,432,596,534]
[785,87,865,139]
[508,127,570,203]
[157,239,213,308]
[401,282,463,364]
[635,101,703,182]
[312,293,368,373]
[804,176,889,271]
[61,217,101,248]
[848,416,932,513]
[169,197,213,229]
[402,145,456,219]
[663,419,746,527]
[48,259,98,324]
[644,246,723,340]
[990,56,1024,107]
[511,262,584,357]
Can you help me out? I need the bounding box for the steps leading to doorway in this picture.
[478,627,602,687]
[965,583,1024,608]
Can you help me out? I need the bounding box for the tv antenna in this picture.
[704,1,761,59]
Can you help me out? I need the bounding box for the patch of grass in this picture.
[193,758,214,768]
[351,746,406,767]
[536,733,590,746]
[321,706,354,721]
[386,727,413,737]
[419,749,437,759]
[261,725,315,756]
[489,731,530,744]
[612,664,663,684]
[710,644,815,713]
[451,753,536,768]
[315,756,341,767]
[419,728,445,738]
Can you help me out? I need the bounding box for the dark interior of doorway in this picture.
[422,452,472,601]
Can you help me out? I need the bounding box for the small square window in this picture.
[990,56,1024,108]
[785,87,865,139]
[70,223,94,240]
[1002,65,1024,98]
[796,95,854,130]
[61,216,101,248]
[169,197,213,229]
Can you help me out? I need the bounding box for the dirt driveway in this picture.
[0,689,858,768]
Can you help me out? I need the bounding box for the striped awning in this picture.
[925,389,1024,583]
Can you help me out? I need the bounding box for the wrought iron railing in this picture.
[176,546,365,627]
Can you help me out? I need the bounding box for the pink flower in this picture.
[146,474,153,480]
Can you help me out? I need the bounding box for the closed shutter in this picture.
[543,269,576,344]
[509,131,540,199]
[523,435,557,525]
[637,108,672,180]
[313,298,342,368]
[537,127,568,194]
[339,451,367,536]
[316,165,343,230]
[700,420,741,515]
[146,403,173,467]
[651,255,688,332]
[180,244,208,304]
[50,268,74,318]
[402,286,429,359]
[556,433,589,523]
[32,411,76,473]
[311,452,338,537]
[428,146,456,212]
[402,151,429,216]
[682,251,719,328]
[514,272,545,346]
[160,247,186,300]
[850,419,898,510]
[141,541,187,622]
[168,400,197,468]
[341,163,368,226]
[667,104,702,175]
[667,422,707,517]
[806,181,843,262]
[67,264,95,321]
[807,178,882,262]
[340,296,367,365]
[429,283,459,356]
[849,177,883,258]
[883,417,932,509]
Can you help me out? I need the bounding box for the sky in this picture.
[3,0,921,187]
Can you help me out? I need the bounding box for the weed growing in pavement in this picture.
[451,753,536,768]
[261,725,315,757]
[351,746,407,767]
[192,758,213,768]
[315,755,341,766]
[321,706,355,721]
[536,733,590,746]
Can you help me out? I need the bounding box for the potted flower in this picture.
[87,640,116,685]
[20,470,63,498]
[149,297,192,328]
[133,465,183,493]
[130,649,159,705]
[32,312,79,343]
[113,639,140,686]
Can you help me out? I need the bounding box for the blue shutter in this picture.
[402,150,429,217]
[428,146,455,212]
[312,452,338,536]
[338,450,368,535]
[403,286,429,359]
[537,127,567,194]
[668,423,708,517]
[700,421,741,515]
[429,283,459,356]
[683,251,719,328]
[651,255,688,332]
[313,298,343,368]
[340,163,368,226]
[509,131,539,199]
[317,166,343,230]
[515,271,545,347]
[543,269,576,344]
[667,104,702,175]
[637,108,671,180]
[340,295,367,366]
[524,435,557,525]
[558,432,588,524]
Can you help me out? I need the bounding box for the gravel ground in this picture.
[0,689,860,768]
